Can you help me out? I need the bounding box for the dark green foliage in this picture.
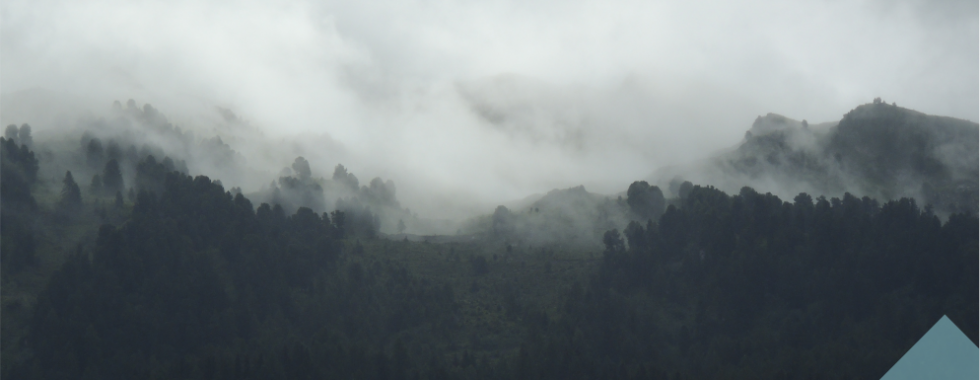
[4,121,976,380]
[1,137,39,277]
[602,229,625,256]
[85,137,104,169]
[330,210,346,238]
[0,137,39,208]
[105,139,121,161]
[101,159,124,195]
[0,219,36,279]
[472,255,489,276]
[89,174,102,195]
[678,180,693,200]
[564,184,979,379]
[16,171,460,379]
[626,180,665,221]
[334,197,381,238]
[27,173,300,377]
[58,171,83,214]
[135,155,171,194]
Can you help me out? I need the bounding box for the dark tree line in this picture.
[4,138,977,380]
[1,137,39,276]
[81,131,190,197]
[626,180,666,222]
[268,156,327,213]
[335,197,382,238]
[10,170,458,379]
[527,185,978,379]
[57,171,83,215]
[135,154,180,195]
[4,124,33,148]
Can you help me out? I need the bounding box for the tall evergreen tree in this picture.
[626,181,665,221]
[292,156,312,179]
[0,136,38,276]
[90,174,103,196]
[86,138,104,169]
[4,124,17,141]
[58,171,83,213]
[17,124,32,148]
[102,159,124,196]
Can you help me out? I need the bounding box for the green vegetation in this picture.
[3,169,976,378]
[1,102,977,379]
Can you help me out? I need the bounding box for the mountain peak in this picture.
[750,113,805,135]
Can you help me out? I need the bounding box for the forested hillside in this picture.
[658,100,979,218]
[1,100,977,379]
[3,148,976,378]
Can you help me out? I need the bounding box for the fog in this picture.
[2,0,977,220]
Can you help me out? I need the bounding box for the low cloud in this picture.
[2,0,976,219]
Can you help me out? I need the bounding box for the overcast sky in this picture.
[2,0,977,216]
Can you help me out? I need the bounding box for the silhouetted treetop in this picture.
[292,156,312,179]
[58,171,83,213]
[626,180,665,222]
[333,163,360,191]
[102,159,124,196]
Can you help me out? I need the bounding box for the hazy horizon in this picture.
[2,0,977,219]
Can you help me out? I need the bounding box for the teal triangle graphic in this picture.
[880,315,978,380]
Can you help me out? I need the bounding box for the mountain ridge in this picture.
[653,101,979,216]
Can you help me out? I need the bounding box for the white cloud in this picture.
[2,0,976,217]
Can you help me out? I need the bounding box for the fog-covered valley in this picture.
[7,94,976,246]
[2,1,977,379]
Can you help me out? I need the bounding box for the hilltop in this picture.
[655,100,979,217]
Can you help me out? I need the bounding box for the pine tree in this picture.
[102,159,124,196]
[90,174,103,196]
[58,171,83,213]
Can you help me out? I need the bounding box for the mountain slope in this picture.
[655,101,979,216]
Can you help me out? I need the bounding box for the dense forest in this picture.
[1,101,977,379]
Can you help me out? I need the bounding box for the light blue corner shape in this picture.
[880,315,979,380]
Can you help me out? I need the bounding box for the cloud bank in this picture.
[2,0,976,218]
